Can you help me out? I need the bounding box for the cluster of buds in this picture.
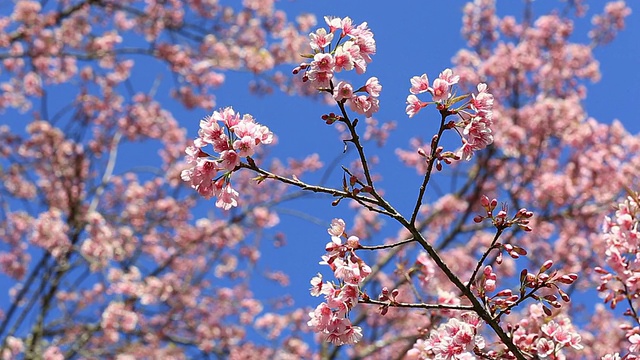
[308,219,371,345]
[475,266,520,316]
[417,136,461,172]
[406,69,494,160]
[321,112,343,125]
[487,288,520,315]
[476,262,573,318]
[295,16,381,119]
[376,286,399,316]
[181,107,273,209]
[520,260,577,316]
[344,174,372,196]
[474,195,534,232]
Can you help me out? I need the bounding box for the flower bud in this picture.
[540,260,554,273]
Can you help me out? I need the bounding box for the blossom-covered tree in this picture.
[0,0,638,359]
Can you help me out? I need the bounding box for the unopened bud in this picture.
[495,289,513,297]
[481,195,490,207]
[557,274,578,284]
[540,260,553,273]
[490,198,498,209]
[558,289,570,302]
[594,267,609,275]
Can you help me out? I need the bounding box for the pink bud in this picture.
[594,267,609,274]
[540,260,554,273]
[520,269,528,281]
[557,274,578,284]
[391,288,399,298]
[483,265,493,275]
[558,289,570,302]
[481,195,490,207]
[490,198,498,209]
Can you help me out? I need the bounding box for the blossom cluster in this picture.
[598,195,640,307]
[408,312,484,359]
[307,218,371,345]
[181,107,274,209]
[296,16,381,118]
[406,69,494,160]
[510,305,584,359]
[598,194,640,358]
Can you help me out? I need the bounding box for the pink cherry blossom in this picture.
[215,184,239,210]
[309,219,369,345]
[406,94,426,118]
[309,28,333,50]
[311,52,335,72]
[183,106,274,208]
[324,16,342,33]
[410,73,431,94]
[364,76,382,97]
[327,218,346,237]
[333,81,354,102]
[333,42,355,72]
[348,94,379,118]
[438,68,460,85]
[430,78,451,103]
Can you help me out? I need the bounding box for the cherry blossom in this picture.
[308,219,370,345]
[405,68,494,160]
[182,107,274,209]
